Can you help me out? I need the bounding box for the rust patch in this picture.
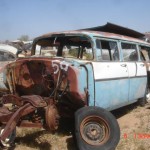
[45,105,60,131]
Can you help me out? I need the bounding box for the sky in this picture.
[0,0,150,41]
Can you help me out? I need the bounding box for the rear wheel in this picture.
[146,87,150,103]
[138,97,146,107]
[75,106,120,150]
[138,87,147,107]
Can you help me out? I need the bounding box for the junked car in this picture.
[0,23,150,150]
[0,44,17,93]
[0,44,17,68]
[11,40,33,57]
[0,44,17,94]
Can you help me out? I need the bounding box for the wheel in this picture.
[138,97,146,107]
[138,88,147,107]
[75,106,120,150]
[146,87,150,103]
[138,85,150,107]
[0,125,16,148]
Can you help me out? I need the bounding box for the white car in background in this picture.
[0,44,17,70]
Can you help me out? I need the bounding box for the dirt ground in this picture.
[2,102,150,150]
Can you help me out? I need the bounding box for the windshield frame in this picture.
[31,33,95,60]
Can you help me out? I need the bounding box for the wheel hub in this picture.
[80,116,110,146]
[84,123,105,142]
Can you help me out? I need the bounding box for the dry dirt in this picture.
[1,102,150,150]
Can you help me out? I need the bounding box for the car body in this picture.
[0,44,17,68]
[0,23,150,149]
[31,29,150,110]
[0,45,17,91]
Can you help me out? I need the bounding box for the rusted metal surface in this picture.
[2,94,22,106]
[0,103,31,141]
[81,22,145,38]
[0,94,49,141]
[0,106,14,123]
[80,116,110,146]
[0,95,50,141]
[0,56,85,142]
[45,105,60,131]
[6,59,55,96]
[4,58,86,103]
[18,121,43,128]
[21,95,47,107]
[33,30,150,48]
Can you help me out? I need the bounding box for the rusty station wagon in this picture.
[0,23,150,150]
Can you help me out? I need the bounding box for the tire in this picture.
[146,87,150,103]
[138,87,147,107]
[0,125,16,148]
[138,97,146,107]
[75,106,120,150]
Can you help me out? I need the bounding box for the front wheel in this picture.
[75,106,120,150]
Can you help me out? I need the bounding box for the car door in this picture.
[121,42,147,102]
[139,45,150,96]
[92,39,129,110]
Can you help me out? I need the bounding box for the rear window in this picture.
[139,46,150,61]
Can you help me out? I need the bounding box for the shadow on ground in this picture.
[14,118,78,150]
[111,102,139,119]
[15,130,52,150]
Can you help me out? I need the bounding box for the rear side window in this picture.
[96,39,119,61]
[139,46,150,61]
[121,43,138,61]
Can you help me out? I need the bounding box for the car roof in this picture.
[0,44,18,55]
[34,30,150,47]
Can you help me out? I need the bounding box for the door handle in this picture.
[121,64,127,67]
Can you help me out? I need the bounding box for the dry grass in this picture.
[1,103,150,150]
[116,103,150,150]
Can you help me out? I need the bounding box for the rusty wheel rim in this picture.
[80,116,110,146]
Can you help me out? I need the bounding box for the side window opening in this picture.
[121,43,138,61]
[139,46,150,61]
[62,45,93,60]
[96,39,119,61]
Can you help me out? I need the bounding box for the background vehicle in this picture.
[0,44,17,66]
